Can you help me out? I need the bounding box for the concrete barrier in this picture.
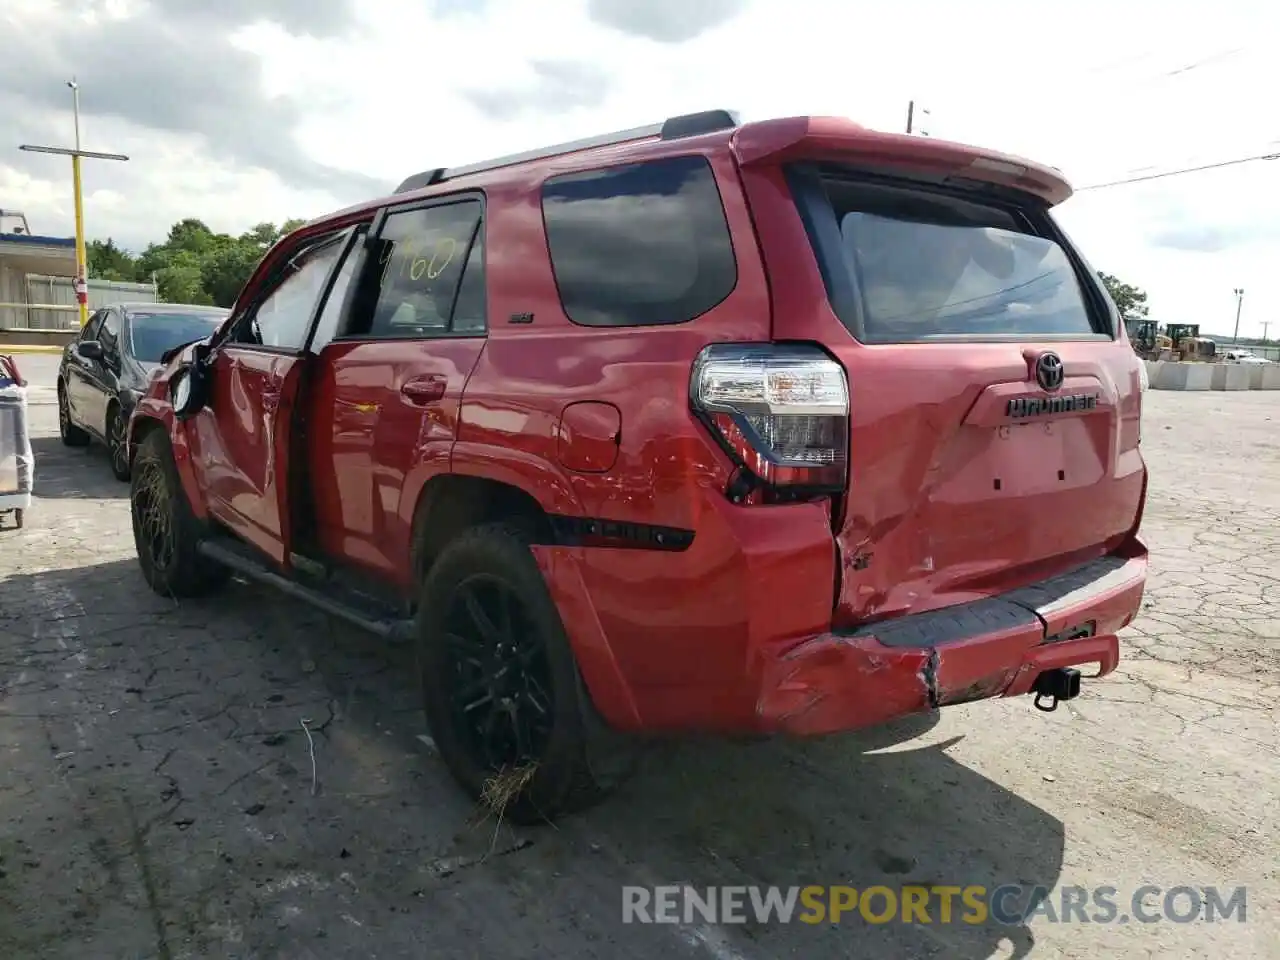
[1146,360,1280,390]
[1186,364,1214,390]
[1212,364,1252,391]
[1152,361,1182,390]
[1152,362,1213,390]
[1159,362,1213,390]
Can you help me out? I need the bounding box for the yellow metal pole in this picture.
[71,153,88,327]
[18,81,127,332]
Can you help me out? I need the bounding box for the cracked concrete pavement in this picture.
[1,356,1277,959]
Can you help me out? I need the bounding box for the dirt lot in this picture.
[2,367,1277,960]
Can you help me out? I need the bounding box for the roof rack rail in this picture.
[392,108,741,194]
[393,168,446,194]
[660,109,740,140]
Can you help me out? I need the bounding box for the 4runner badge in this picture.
[1006,394,1099,419]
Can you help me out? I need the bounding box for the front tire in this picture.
[108,403,131,482]
[417,522,636,824]
[130,429,228,598]
[58,384,89,447]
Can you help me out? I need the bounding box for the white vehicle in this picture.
[1222,349,1273,364]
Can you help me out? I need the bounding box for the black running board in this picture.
[196,539,416,644]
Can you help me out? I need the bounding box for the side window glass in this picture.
[367,200,481,339]
[81,311,105,341]
[310,236,362,353]
[540,155,737,327]
[99,310,121,361]
[450,228,486,334]
[239,239,344,349]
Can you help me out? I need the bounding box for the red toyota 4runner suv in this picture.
[127,110,1148,822]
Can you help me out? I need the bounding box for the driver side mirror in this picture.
[77,340,103,361]
[172,341,214,421]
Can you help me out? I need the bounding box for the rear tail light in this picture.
[690,343,849,498]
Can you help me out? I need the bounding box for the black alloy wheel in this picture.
[416,522,638,823]
[59,385,89,447]
[129,430,228,597]
[109,405,131,481]
[131,448,178,578]
[442,573,554,770]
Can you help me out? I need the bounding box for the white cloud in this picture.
[2,0,1277,336]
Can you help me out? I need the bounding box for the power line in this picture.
[972,45,1262,157]
[1083,135,1280,186]
[1161,45,1248,78]
[1034,45,1255,121]
[1072,44,1247,85]
[1075,151,1280,191]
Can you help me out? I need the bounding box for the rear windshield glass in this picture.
[128,312,225,362]
[815,176,1098,342]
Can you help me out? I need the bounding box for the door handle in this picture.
[400,375,447,404]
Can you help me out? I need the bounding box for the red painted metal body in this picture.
[128,114,1148,738]
[306,337,486,588]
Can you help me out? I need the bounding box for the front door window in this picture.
[233,239,346,350]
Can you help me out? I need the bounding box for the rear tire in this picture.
[417,522,637,824]
[58,384,89,447]
[130,429,228,598]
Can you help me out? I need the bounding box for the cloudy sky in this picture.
[2,0,1277,337]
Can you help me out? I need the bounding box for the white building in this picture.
[0,209,157,329]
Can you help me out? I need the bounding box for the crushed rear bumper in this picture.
[756,546,1146,736]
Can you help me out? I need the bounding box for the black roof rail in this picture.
[660,109,740,140]
[393,167,446,194]
[393,108,741,195]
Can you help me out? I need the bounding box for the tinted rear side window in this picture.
[541,155,737,327]
[808,174,1101,343]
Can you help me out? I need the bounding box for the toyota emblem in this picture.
[1035,352,1064,391]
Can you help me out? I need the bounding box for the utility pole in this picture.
[1261,320,1270,343]
[906,100,914,134]
[18,79,128,327]
[1232,287,1244,344]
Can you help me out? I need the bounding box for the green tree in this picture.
[87,215,306,305]
[166,218,217,255]
[87,238,140,282]
[202,238,266,307]
[135,242,175,281]
[241,222,282,250]
[1098,272,1149,322]
[156,251,212,304]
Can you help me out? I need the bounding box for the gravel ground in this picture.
[2,357,1277,959]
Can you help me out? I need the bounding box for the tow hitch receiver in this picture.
[1031,668,1082,712]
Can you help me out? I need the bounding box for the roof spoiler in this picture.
[731,116,1073,206]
